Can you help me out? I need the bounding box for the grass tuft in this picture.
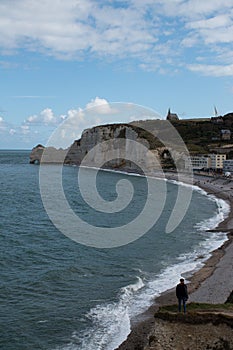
[158,302,233,313]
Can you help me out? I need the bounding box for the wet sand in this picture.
[116,172,233,350]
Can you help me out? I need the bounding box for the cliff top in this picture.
[144,302,233,350]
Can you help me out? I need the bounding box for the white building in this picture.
[223,160,233,174]
[189,154,227,171]
[190,155,211,170]
[209,154,226,169]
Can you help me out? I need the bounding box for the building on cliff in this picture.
[221,129,231,140]
[166,108,179,121]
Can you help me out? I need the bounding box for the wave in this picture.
[169,178,230,230]
[56,277,144,350]
[56,178,230,350]
[79,165,145,178]
[63,230,228,350]
[195,196,229,231]
[57,235,228,350]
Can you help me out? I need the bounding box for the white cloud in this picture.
[21,97,119,148]
[40,108,57,124]
[204,27,233,45]
[181,35,199,48]
[85,97,117,115]
[0,0,157,60]
[40,98,116,148]
[20,125,30,135]
[165,0,233,19]
[1,1,233,75]
[186,13,233,46]
[188,15,232,30]
[187,63,233,77]
[26,108,58,125]
[24,97,115,131]
[9,128,16,135]
[0,116,8,132]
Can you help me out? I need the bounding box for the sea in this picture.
[0,150,230,350]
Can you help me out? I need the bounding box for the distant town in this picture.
[166,108,233,176]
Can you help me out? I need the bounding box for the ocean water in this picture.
[0,150,230,350]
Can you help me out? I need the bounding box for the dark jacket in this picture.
[176,283,188,299]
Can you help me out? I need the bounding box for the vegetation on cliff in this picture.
[170,112,233,154]
[155,302,233,322]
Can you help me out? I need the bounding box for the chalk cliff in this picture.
[30,122,189,173]
[64,123,161,173]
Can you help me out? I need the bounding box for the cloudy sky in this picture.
[1,0,233,148]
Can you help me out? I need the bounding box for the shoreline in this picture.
[116,172,233,350]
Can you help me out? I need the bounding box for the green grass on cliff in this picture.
[158,302,233,313]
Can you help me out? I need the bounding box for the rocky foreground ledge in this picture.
[145,303,233,350]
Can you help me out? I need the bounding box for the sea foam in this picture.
[57,179,230,350]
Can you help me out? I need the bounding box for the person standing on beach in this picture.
[176,278,188,313]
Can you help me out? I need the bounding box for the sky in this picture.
[0,0,233,149]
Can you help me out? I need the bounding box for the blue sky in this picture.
[0,0,233,149]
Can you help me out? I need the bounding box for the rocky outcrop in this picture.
[29,144,45,164]
[29,144,67,164]
[145,313,233,350]
[141,304,233,350]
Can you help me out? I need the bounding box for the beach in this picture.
[116,172,233,350]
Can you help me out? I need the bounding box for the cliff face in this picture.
[30,123,173,173]
[65,124,138,162]
[29,121,192,174]
[64,124,159,173]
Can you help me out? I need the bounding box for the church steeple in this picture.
[214,106,218,117]
[166,108,179,121]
